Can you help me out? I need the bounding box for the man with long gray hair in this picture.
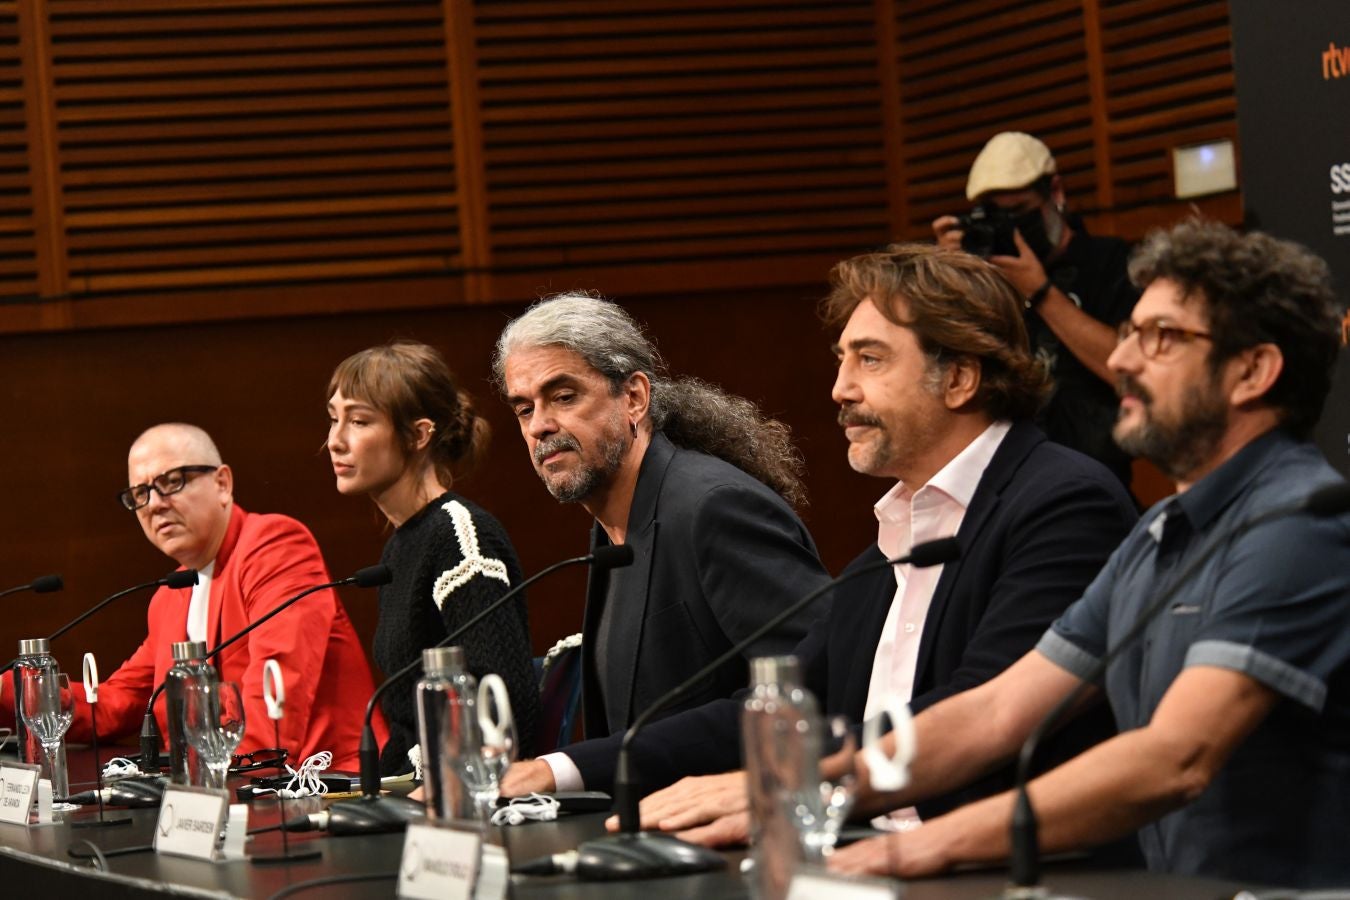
[494,292,828,793]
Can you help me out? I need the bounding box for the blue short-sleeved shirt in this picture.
[1038,429,1350,888]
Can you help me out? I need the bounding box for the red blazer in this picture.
[63,505,385,771]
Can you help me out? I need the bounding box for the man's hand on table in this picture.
[500,758,557,797]
[828,827,949,878]
[602,771,751,846]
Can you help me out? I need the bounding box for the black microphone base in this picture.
[573,831,725,881]
[323,794,425,836]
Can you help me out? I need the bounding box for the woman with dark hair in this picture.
[326,340,537,774]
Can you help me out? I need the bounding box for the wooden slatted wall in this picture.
[48,0,462,295]
[0,0,1240,329]
[887,0,1239,240]
[887,0,1100,238]
[1098,0,1236,210]
[473,0,891,297]
[2,1,39,300]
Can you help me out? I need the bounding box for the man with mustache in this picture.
[830,221,1350,888]
[500,252,1137,830]
[0,424,382,771]
[494,293,828,786]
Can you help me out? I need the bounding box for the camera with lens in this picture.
[956,205,1020,259]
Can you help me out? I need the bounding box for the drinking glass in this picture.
[182,681,245,791]
[19,672,77,811]
[448,674,516,823]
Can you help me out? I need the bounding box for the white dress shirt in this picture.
[864,421,1010,829]
[185,562,215,644]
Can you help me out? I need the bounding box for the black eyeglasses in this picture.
[230,747,288,774]
[1116,318,1212,359]
[118,465,219,511]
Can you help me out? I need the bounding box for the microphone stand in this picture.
[315,546,635,837]
[70,653,132,829]
[139,566,391,770]
[0,570,195,678]
[580,537,962,881]
[251,661,321,865]
[0,574,62,600]
[1003,482,1350,898]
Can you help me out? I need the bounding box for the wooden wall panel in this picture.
[889,0,1098,237]
[888,0,1238,240]
[0,0,1241,324]
[473,0,891,281]
[1,0,40,299]
[46,0,463,295]
[1098,0,1236,208]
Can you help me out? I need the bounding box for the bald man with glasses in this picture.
[66,423,382,770]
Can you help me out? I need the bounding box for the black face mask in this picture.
[1012,206,1057,262]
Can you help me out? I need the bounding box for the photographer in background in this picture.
[933,131,1138,487]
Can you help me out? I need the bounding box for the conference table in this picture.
[0,750,1262,899]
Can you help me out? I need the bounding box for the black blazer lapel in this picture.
[835,549,902,717]
[912,423,1045,681]
[580,523,610,738]
[610,518,657,729]
[581,433,679,736]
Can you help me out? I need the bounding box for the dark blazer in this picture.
[578,431,829,741]
[567,422,1138,819]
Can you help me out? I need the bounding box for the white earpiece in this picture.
[862,698,917,792]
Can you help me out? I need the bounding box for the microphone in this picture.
[282,795,425,835]
[0,569,197,677]
[1006,481,1350,895]
[138,565,391,768]
[317,545,636,837]
[66,778,167,809]
[0,574,63,599]
[580,536,962,881]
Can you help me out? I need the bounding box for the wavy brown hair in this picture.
[822,245,1050,421]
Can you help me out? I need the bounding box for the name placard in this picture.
[397,821,482,900]
[153,786,228,861]
[0,762,40,826]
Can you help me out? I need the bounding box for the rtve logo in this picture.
[1324,42,1350,79]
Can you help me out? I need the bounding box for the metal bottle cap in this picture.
[422,645,466,676]
[171,641,208,662]
[749,655,800,687]
[17,637,50,657]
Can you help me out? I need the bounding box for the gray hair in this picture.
[493,292,809,507]
[493,292,658,394]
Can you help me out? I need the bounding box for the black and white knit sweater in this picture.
[374,490,538,774]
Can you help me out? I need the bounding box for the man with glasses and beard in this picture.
[494,293,827,791]
[13,423,383,771]
[934,132,1139,486]
[831,221,1350,888]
